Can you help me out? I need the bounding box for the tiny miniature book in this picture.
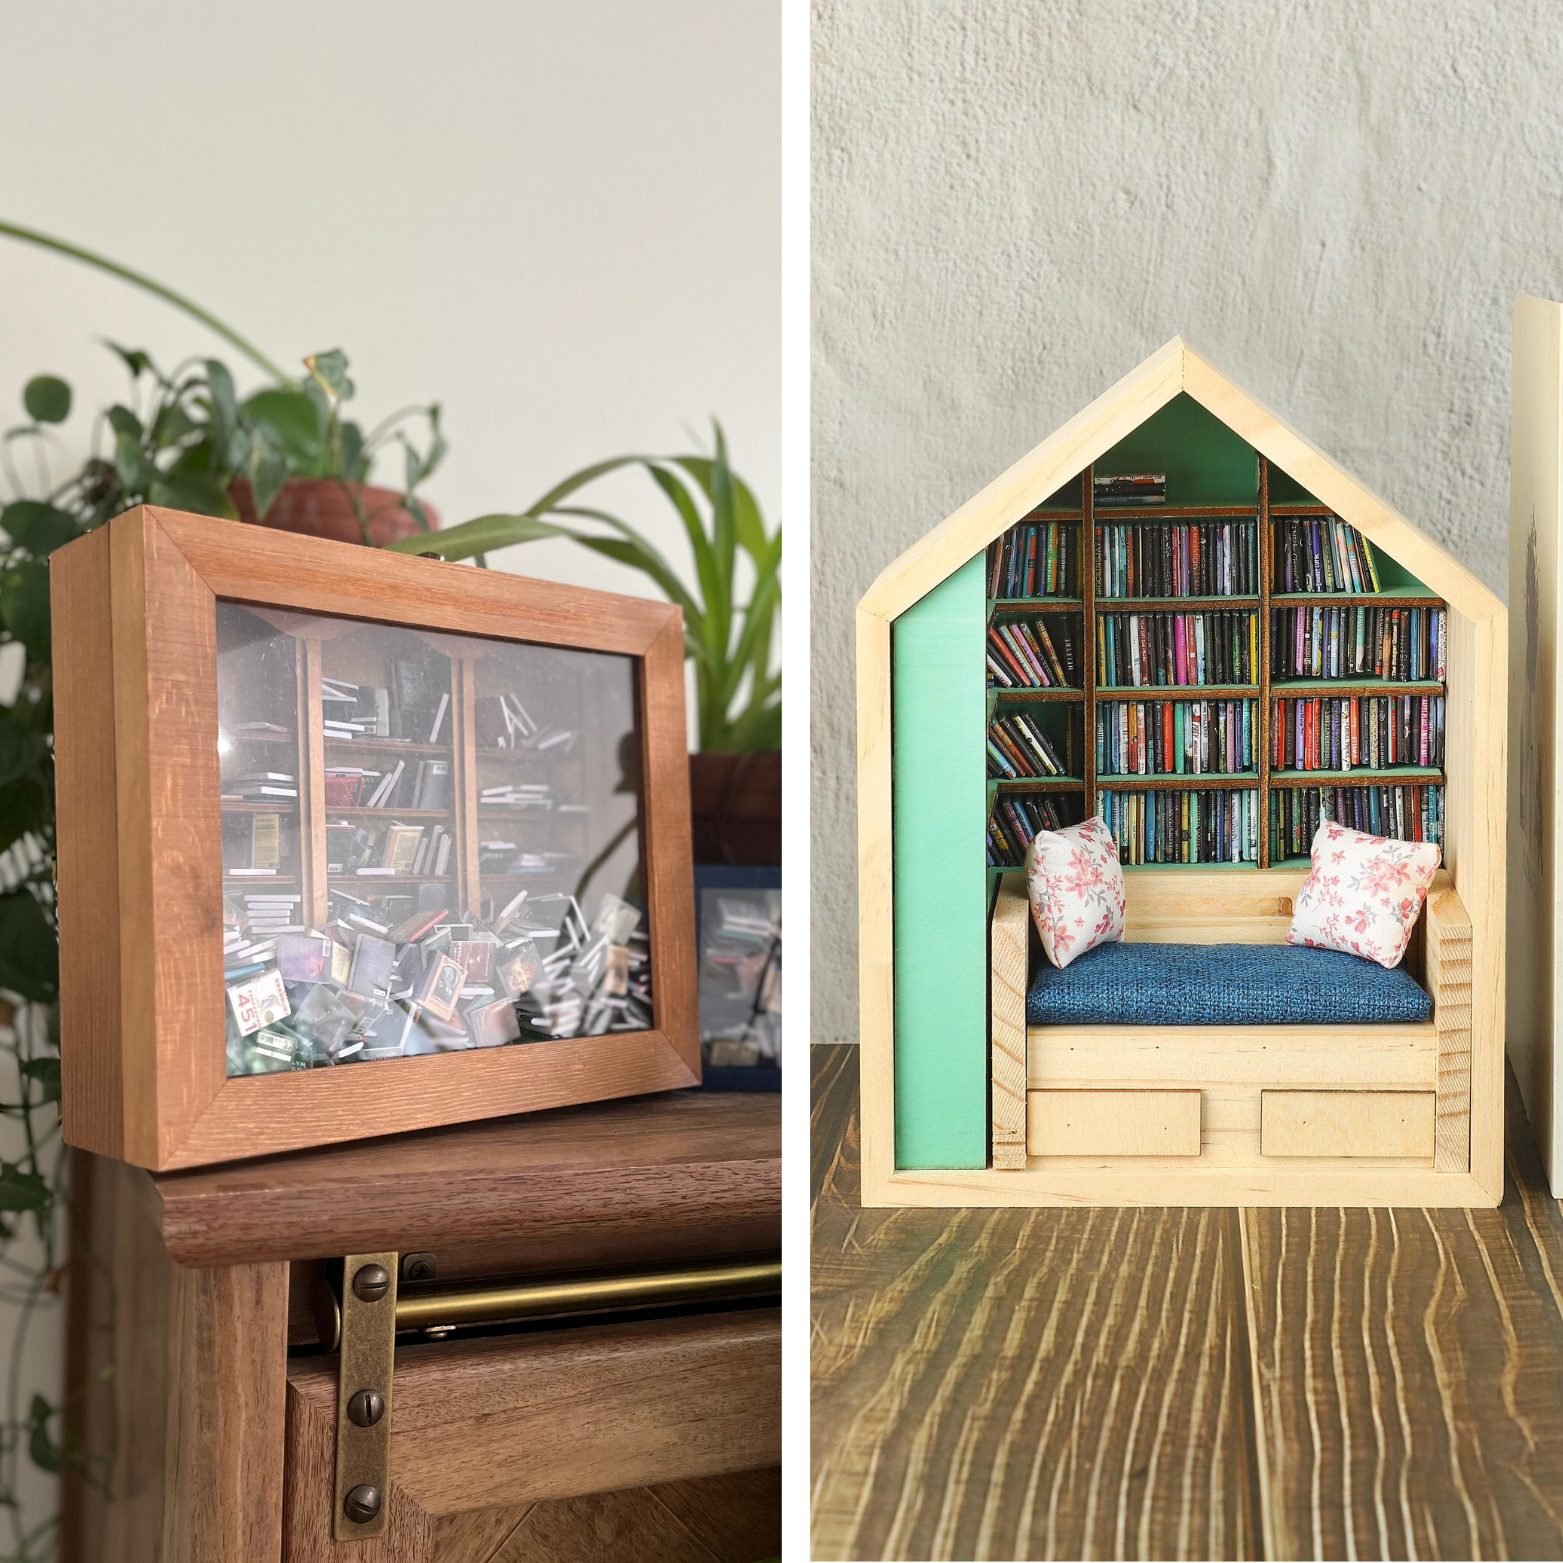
[450,939,494,982]
[416,953,465,1022]
[347,934,397,997]
[389,907,447,943]
[276,933,333,982]
[381,823,424,873]
[467,998,521,1049]
[227,969,290,1035]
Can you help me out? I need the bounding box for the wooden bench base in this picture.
[966,868,1493,1209]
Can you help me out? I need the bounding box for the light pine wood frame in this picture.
[857,338,1506,1208]
[991,867,1479,1202]
[53,507,697,1171]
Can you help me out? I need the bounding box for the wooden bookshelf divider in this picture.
[986,455,1449,873]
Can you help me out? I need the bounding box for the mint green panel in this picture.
[892,554,987,1169]
[1095,392,1258,505]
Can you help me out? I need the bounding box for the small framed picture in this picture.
[693,865,781,1092]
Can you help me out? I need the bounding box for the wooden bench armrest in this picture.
[1423,877,1473,1173]
[1423,879,1472,1008]
[991,872,1030,1169]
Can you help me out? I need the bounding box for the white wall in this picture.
[0,1,780,589]
[0,0,778,1531]
[812,0,1563,1042]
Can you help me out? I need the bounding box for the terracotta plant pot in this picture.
[688,751,781,866]
[228,478,438,548]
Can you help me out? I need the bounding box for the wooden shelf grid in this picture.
[987,456,1448,870]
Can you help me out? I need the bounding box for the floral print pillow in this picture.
[1286,819,1441,969]
[1025,814,1127,970]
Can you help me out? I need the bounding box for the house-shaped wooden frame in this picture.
[856,337,1506,1208]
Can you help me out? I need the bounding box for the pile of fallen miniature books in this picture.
[223,886,652,1075]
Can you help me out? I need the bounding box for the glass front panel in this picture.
[217,602,651,1077]
[696,878,781,1072]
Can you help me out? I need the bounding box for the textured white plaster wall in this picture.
[811,0,1563,1043]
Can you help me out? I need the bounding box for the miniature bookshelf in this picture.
[984,454,1448,877]
[217,603,651,1076]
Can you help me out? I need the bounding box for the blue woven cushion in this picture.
[1025,941,1432,1027]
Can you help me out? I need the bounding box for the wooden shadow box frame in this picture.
[52,507,697,1171]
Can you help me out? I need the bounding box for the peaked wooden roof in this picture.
[860,337,1501,625]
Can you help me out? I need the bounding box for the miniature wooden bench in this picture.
[991,867,1474,1193]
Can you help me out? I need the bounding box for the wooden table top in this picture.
[154,1087,779,1267]
[811,1043,1563,1562]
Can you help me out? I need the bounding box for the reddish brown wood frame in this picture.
[52,507,698,1170]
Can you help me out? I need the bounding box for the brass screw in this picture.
[346,1388,384,1428]
[343,1484,382,1523]
[352,1263,391,1303]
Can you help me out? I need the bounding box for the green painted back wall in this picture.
[892,554,988,1168]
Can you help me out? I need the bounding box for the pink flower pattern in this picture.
[1025,815,1127,970]
[1286,819,1440,969]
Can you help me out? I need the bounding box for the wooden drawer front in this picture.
[283,1307,779,1554]
[1261,1090,1435,1159]
[1027,1089,1201,1158]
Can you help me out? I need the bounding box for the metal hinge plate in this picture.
[333,1251,399,1540]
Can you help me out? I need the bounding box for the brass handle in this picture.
[315,1255,781,1351]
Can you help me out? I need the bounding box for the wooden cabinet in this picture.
[51,507,697,1169]
[61,1090,780,1561]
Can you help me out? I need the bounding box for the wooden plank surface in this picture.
[60,1150,289,1563]
[990,872,1029,1169]
[1257,1090,1433,1159]
[51,524,124,1158]
[814,1043,1563,1561]
[283,1308,779,1556]
[1241,1066,1563,1561]
[154,1089,780,1266]
[812,1045,1260,1560]
[1027,1088,1202,1157]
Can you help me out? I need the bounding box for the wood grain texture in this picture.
[152,507,675,656]
[811,1046,1260,1560]
[60,1150,289,1563]
[283,1472,779,1563]
[1028,1026,1436,1088]
[639,614,700,1076]
[283,1308,778,1555]
[1258,1090,1434,1159]
[156,1089,778,1267]
[990,872,1029,1169]
[1428,885,1475,1171]
[1442,604,1508,1204]
[818,1043,1563,1560]
[61,1149,169,1563]
[1027,1088,1202,1157]
[165,1258,291,1561]
[57,506,697,1170]
[1117,868,1307,944]
[51,525,124,1156]
[854,602,897,1205]
[1241,1069,1563,1561]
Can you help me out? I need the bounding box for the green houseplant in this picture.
[388,427,781,754]
[0,222,780,1552]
